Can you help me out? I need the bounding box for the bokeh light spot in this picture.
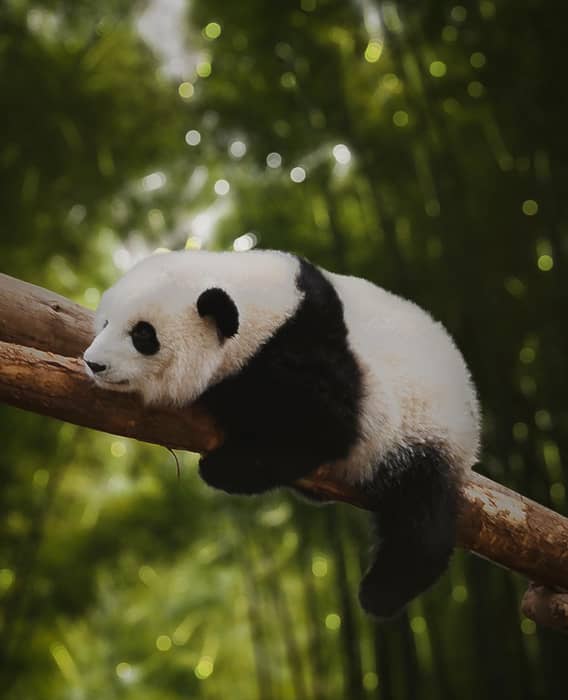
[451,5,467,22]
[178,82,194,99]
[197,62,212,78]
[214,179,230,196]
[452,585,468,602]
[467,81,484,98]
[116,662,135,683]
[185,129,201,146]
[311,555,328,577]
[522,199,538,216]
[521,618,536,635]
[280,72,297,89]
[425,199,441,217]
[470,52,486,68]
[142,171,166,192]
[537,254,553,272]
[229,140,247,158]
[233,233,257,252]
[290,166,306,183]
[110,441,126,458]
[156,635,172,652]
[393,110,409,127]
[325,613,341,630]
[195,656,214,679]
[382,73,401,91]
[505,277,525,298]
[429,61,447,78]
[365,41,383,63]
[266,152,282,168]
[535,409,552,431]
[138,565,157,586]
[275,42,293,60]
[520,347,535,364]
[332,144,351,164]
[203,22,221,40]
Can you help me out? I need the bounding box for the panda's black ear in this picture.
[197,288,239,340]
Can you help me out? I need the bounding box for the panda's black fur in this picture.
[198,258,457,619]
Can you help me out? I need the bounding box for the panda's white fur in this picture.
[85,249,479,486]
[327,271,479,483]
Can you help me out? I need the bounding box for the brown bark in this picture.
[521,584,568,632]
[1,272,568,630]
[0,273,93,356]
[0,341,218,452]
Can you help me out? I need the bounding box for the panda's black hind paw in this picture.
[358,444,459,619]
[358,574,411,620]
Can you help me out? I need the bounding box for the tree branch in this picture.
[1,272,567,630]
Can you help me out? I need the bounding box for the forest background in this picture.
[1,1,567,698]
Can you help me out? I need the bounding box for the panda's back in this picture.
[325,271,480,481]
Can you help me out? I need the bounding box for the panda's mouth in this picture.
[89,374,131,389]
[92,378,133,394]
[83,359,132,390]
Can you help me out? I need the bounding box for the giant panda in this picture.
[83,249,480,618]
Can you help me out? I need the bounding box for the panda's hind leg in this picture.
[359,445,459,619]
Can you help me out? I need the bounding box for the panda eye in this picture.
[102,320,108,329]
[130,321,160,356]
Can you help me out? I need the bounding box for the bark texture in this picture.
[1,272,567,630]
[521,584,568,632]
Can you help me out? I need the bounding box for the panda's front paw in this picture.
[198,449,274,495]
[198,453,239,493]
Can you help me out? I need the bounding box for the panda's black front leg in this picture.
[198,441,317,495]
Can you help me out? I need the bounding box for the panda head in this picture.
[83,253,240,406]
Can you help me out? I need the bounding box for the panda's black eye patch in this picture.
[130,321,160,355]
[102,320,108,329]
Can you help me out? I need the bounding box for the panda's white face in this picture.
[83,249,303,406]
[84,297,224,406]
[83,262,239,406]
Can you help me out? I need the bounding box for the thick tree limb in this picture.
[1,272,567,630]
[0,341,219,453]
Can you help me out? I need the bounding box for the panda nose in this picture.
[86,361,107,374]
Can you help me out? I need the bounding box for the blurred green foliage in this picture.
[1,0,567,698]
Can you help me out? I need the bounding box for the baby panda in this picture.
[84,249,480,618]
